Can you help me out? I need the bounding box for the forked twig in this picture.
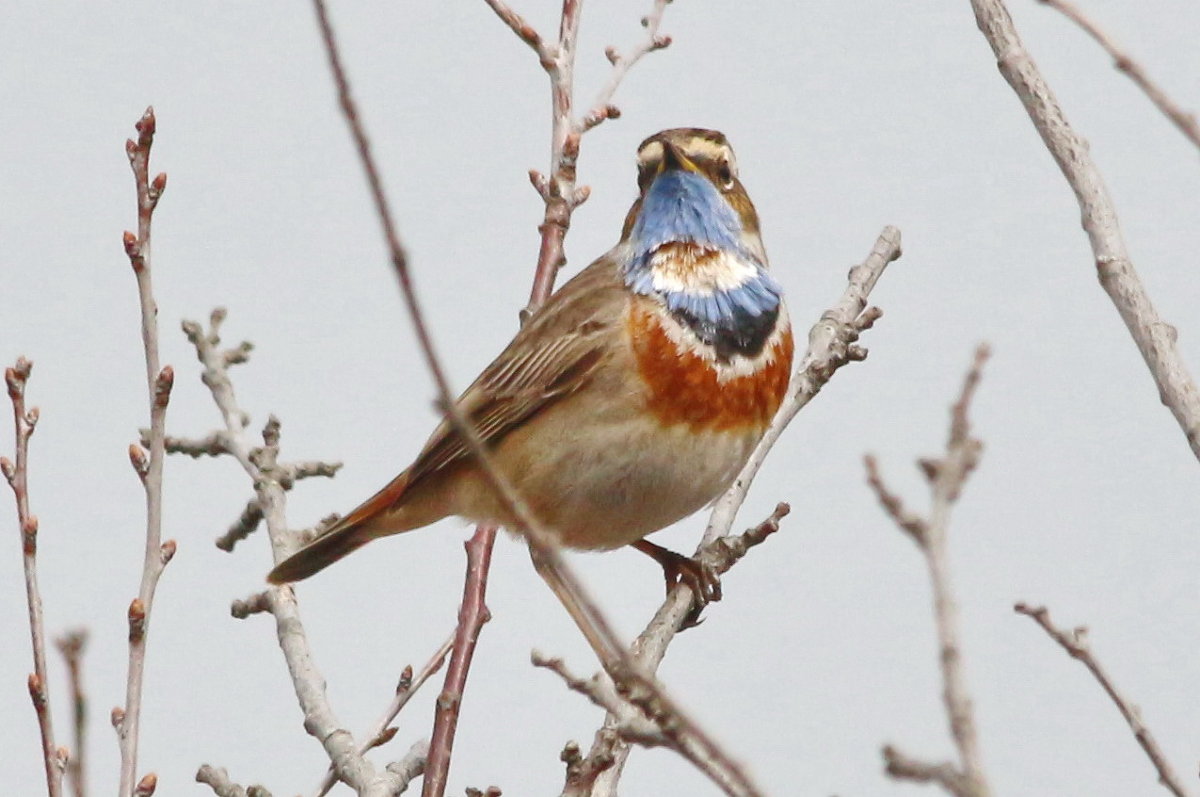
[866,345,992,797]
[313,634,454,797]
[482,0,674,311]
[1014,603,1191,797]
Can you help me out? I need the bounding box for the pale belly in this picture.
[496,409,760,550]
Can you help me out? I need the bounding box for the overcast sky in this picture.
[3,1,1199,795]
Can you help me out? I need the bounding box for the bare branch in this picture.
[1035,0,1200,151]
[883,746,973,795]
[577,227,902,795]
[868,345,992,797]
[3,357,66,796]
[313,634,454,797]
[230,591,272,620]
[1014,603,1192,797]
[423,531,496,797]
[969,0,1200,461]
[180,314,391,793]
[196,765,273,797]
[532,653,666,746]
[56,629,89,797]
[117,107,177,797]
[384,740,430,794]
[216,498,264,552]
[485,0,676,311]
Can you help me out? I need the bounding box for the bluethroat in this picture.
[268,128,793,602]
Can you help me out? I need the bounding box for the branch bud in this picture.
[128,444,150,480]
[0,457,13,482]
[605,46,620,64]
[160,539,177,564]
[397,664,414,693]
[652,34,673,50]
[135,773,158,796]
[154,365,175,409]
[135,106,156,142]
[111,705,126,729]
[22,515,38,555]
[26,406,39,429]
[124,231,144,272]
[28,672,46,708]
[128,598,147,643]
[151,172,167,196]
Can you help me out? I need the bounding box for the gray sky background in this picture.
[3,1,1199,794]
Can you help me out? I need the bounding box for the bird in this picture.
[267,128,793,606]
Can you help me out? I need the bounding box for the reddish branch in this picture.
[116,106,176,797]
[482,0,674,312]
[1014,603,1191,797]
[3,358,66,796]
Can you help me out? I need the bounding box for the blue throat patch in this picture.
[623,170,782,359]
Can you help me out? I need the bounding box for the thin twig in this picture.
[313,634,455,797]
[1014,603,1192,797]
[3,358,66,796]
[56,629,89,797]
[308,8,509,791]
[483,0,674,312]
[182,314,387,795]
[969,0,1200,461]
[575,227,902,795]
[423,532,496,797]
[116,106,176,797]
[1035,0,1200,151]
[865,345,992,797]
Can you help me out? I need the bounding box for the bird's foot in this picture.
[631,539,722,629]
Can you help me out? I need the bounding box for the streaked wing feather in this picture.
[406,257,623,486]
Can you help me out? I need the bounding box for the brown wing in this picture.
[406,255,626,486]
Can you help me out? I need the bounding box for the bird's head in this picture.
[621,128,764,263]
[618,129,781,358]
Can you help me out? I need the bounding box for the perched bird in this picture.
[268,128,793,602]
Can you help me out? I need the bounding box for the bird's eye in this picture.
[716,160,735,190]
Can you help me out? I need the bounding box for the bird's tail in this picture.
[266,469,412,584]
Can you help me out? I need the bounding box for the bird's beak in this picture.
[658,142,701,176]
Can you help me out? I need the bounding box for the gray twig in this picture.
[1035,0,1200,151]
[1014,603,1192,797]
[969,0,1200,461]
[866,345,992,797]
